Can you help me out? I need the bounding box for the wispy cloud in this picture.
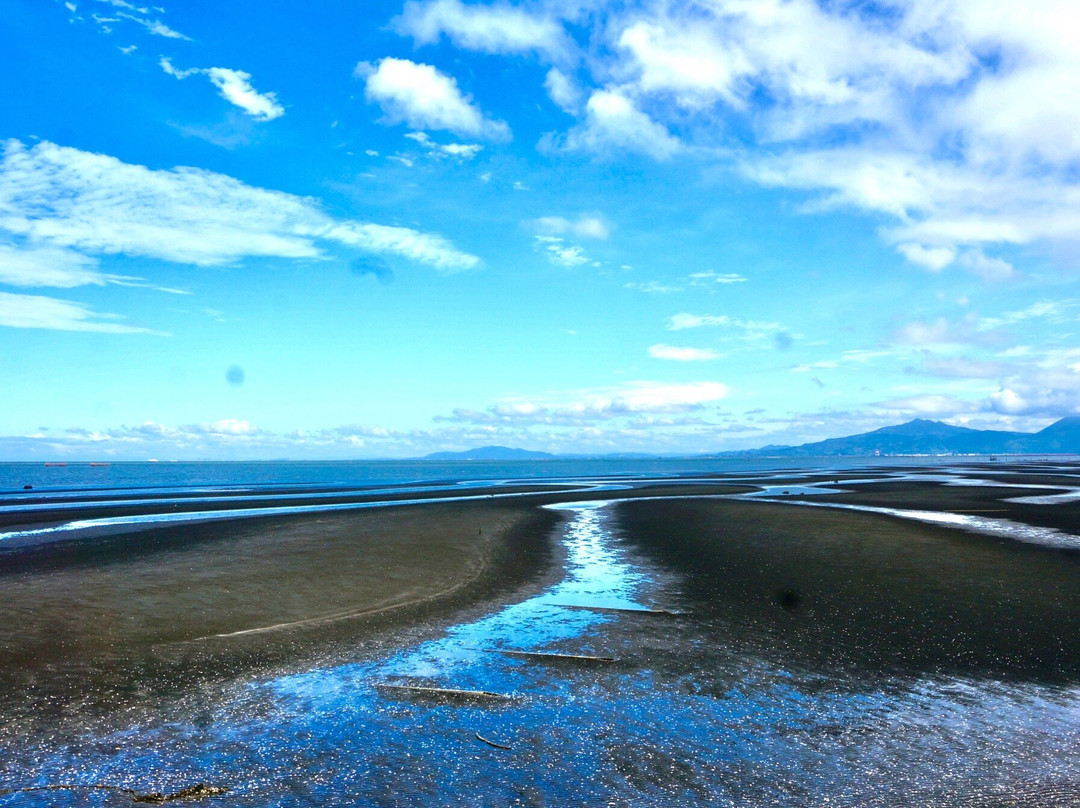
[403,131,482,160]
[872,394,980,418]
[93,0,148,11]
[625,271,748,294]
[544,68,582,113]
[624,280,683,294]
[533,236,589,267]
[0,291,164,334]
[326,222,480,272]
[919,357,1015,379]
[667,313,785,342]
[357,58,510,141]
[2,380,735,458]
[2,413,736,460]
[791,350,896,373]
[689,271,746,285]
[0,244,110,288]
[897,243,956,272]
[529,214,610,240]
[69,0,189,39]
[0,140,479,271]
[648,344,721,361]
[0,243,186,292]
[976,300,1080,331]
[120,13,187,39]
[160,58,284,120]
[888,316,1014,350]
[438,380,730,426]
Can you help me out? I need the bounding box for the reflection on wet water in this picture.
[5,500,1080,805]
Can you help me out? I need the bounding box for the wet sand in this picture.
[614,495,1080,684]
[0,482,575,531]
[811,472,1080,536]
[5,464,1080,728]
[3,463,1079,709]
[0,500,559,730]
[4,463,1080,804]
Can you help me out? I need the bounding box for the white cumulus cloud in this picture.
[357,58,510,141]
[402,0,1080,280]
[544,68,582,113]
[395,0,569,60]
[563,90,681,160]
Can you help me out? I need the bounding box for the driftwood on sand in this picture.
[374,683,513,702]
[490,649,616,663]
[0,783,228,803]
[475,731,511,750]
[554,603,681,616]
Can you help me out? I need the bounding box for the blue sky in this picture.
[2,0,1079,459]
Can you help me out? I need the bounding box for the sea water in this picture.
[0,455,988,495]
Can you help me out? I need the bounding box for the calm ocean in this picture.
[0,455,974,494]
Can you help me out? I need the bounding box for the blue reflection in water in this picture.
[274,501,640,698]
[5,502,1080,806]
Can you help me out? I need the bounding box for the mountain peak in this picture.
[731,416,1080,457]
[422,446,556,461]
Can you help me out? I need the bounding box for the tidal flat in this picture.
[2,460,1080,805]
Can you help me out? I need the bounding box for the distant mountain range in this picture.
[423,446,557,461]
[422,418,1080,460]
[726,416,1080,457]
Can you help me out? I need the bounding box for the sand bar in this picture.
[0,499,558,729]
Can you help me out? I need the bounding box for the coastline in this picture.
[3,461,1080,803]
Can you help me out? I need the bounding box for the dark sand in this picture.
[0,482,574,530]
[614,496,1080,684]
[812,474,1080,535]
[0,500,559,729]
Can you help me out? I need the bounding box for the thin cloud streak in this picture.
[0,291,165,334]
[0,140,479,271]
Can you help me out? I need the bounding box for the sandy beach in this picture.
[0,500,560,730]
